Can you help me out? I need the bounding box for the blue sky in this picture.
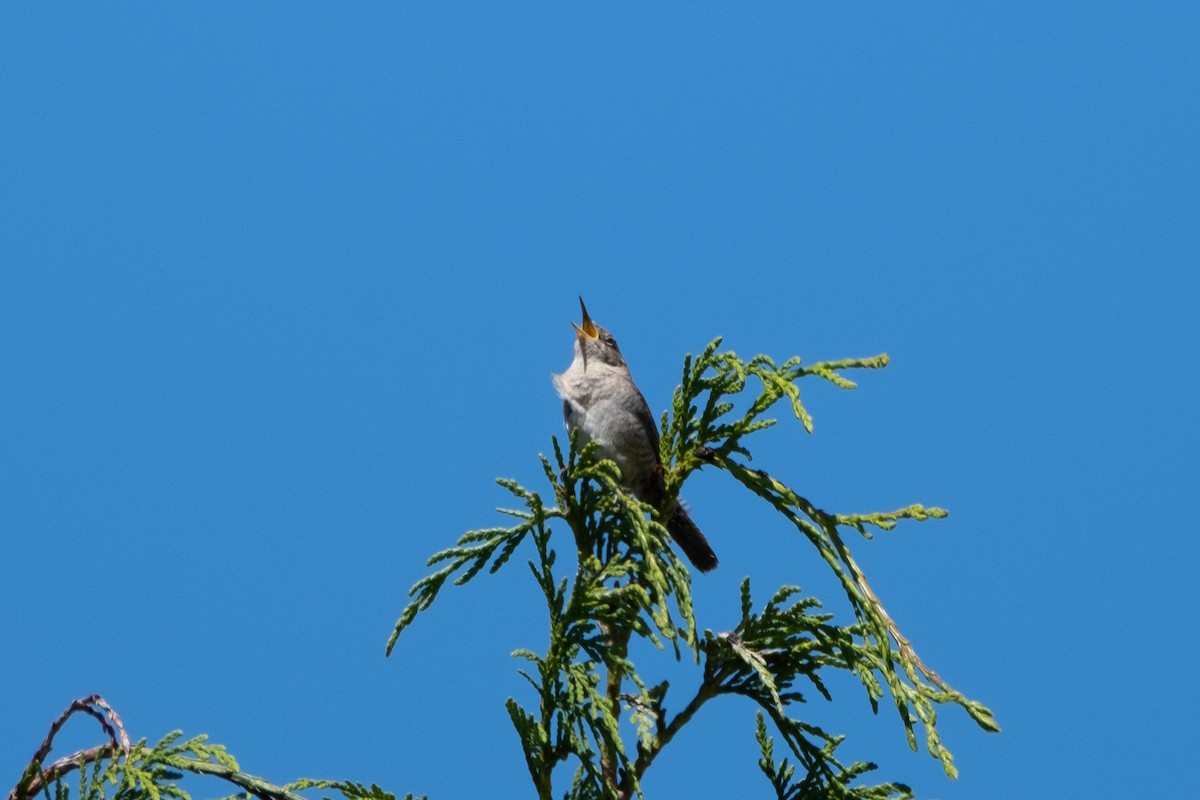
[2,4,1196,798]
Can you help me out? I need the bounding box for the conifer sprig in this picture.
[385,342,997,797]
[8,696,423,800]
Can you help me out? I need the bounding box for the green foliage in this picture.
[754,713,912,800]
[387,340,998,798]
[14,341,997,800]
[8,696,422,800]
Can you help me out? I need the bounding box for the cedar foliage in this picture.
[10,342,996,800]
[387,340,998,799]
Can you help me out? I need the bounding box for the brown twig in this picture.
[618,682,717,800]
[9,695,131,800]
[823,523,952,693]
[598,620,632,795]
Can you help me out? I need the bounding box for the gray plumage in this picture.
[552,298,718,572]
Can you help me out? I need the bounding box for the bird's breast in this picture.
[553,364,657,480]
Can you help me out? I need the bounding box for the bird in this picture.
[552,297,718,572]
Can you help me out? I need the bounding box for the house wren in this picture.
[552,298,718,572]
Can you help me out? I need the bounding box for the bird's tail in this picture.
[667,502,719,573]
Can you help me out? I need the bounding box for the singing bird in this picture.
[552,298,718,572]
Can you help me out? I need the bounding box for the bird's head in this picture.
[572,297,627,369]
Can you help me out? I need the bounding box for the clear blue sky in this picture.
[2,4,1196,798]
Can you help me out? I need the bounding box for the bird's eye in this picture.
[602,333,617,348]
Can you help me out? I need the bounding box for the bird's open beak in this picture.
[572,296,599,340]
